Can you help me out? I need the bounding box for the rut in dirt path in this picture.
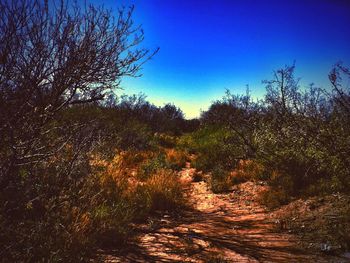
[98,164,346,263]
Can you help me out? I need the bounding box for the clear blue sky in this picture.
[93,0,350,118]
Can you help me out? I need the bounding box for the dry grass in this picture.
[144,169,183,211]
[164,148,188,170]
[90,150,184,225]
[230,160,267,183]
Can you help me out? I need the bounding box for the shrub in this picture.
[86,156,135,247]
[180,126,244,172]
[210,165,232,193]
[0,0,156,258]
[137,153,168,181]
[258,188,290,209]
[117,120,155,151]
[92,201,133,247]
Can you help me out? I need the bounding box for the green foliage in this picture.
[137,148,188,182]
[192,63,350,202]
[117,120,155,151]
[111,94,188,135]
[0,0,187,261]
[0,102,188,261]
[179,126,245,172]
[137,153,168,181]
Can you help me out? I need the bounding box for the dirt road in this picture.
[97,165,347,262]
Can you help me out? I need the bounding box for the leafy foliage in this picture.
[179,125,245,172]
[182,63,350,197]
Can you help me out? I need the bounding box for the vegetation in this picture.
[181,63,350,208]
[1,0,349,261]
[0,0,191,261]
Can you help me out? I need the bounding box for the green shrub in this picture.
[117,120,155,151]
[179,126,244,172]
[137,153,168,181]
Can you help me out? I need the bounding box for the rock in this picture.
[320,242,332,252]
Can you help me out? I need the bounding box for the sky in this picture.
[92,0,350,118]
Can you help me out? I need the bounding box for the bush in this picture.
[0,0,156,258]
[210,165,232,193]
[258,188,290,209]
[117,120,155,151]
[195,63,350,200]
[180,126,244,172]
[137,153,168,181]
[86,155,135,248]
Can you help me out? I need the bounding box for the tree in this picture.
[0,1,158,260]
[201,89,260,158]
[263,64,300,118]
[0,0,157,181]
[329,62,350,118]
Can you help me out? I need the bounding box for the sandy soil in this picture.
[96,164,348,263]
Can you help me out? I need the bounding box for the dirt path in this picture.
[97,165,347,263]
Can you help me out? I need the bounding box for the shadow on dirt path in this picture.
[96,164,347,263]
